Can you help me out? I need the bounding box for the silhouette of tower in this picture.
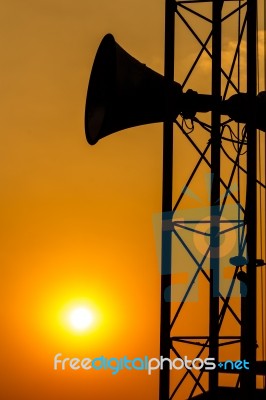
[159,0,266,399]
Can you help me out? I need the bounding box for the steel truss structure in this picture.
[159,0,266,399]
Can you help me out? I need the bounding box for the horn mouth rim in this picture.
[85,34,116,145]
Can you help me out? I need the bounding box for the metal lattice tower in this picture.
[159,0,266,399]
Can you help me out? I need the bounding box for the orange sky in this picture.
[1,1,265,399]
[1,1,164,399]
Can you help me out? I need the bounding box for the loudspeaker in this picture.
[84,34,265,145]
[84,34,183,145]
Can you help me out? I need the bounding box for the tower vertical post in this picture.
[209,0,222,394]
[241,0,258,396]
[159,0,175,399]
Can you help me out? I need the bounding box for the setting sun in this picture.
[68,306,95,332]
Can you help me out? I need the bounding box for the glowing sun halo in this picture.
[68,306,95,332]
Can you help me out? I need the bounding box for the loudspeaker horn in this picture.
[85,34,183,145]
